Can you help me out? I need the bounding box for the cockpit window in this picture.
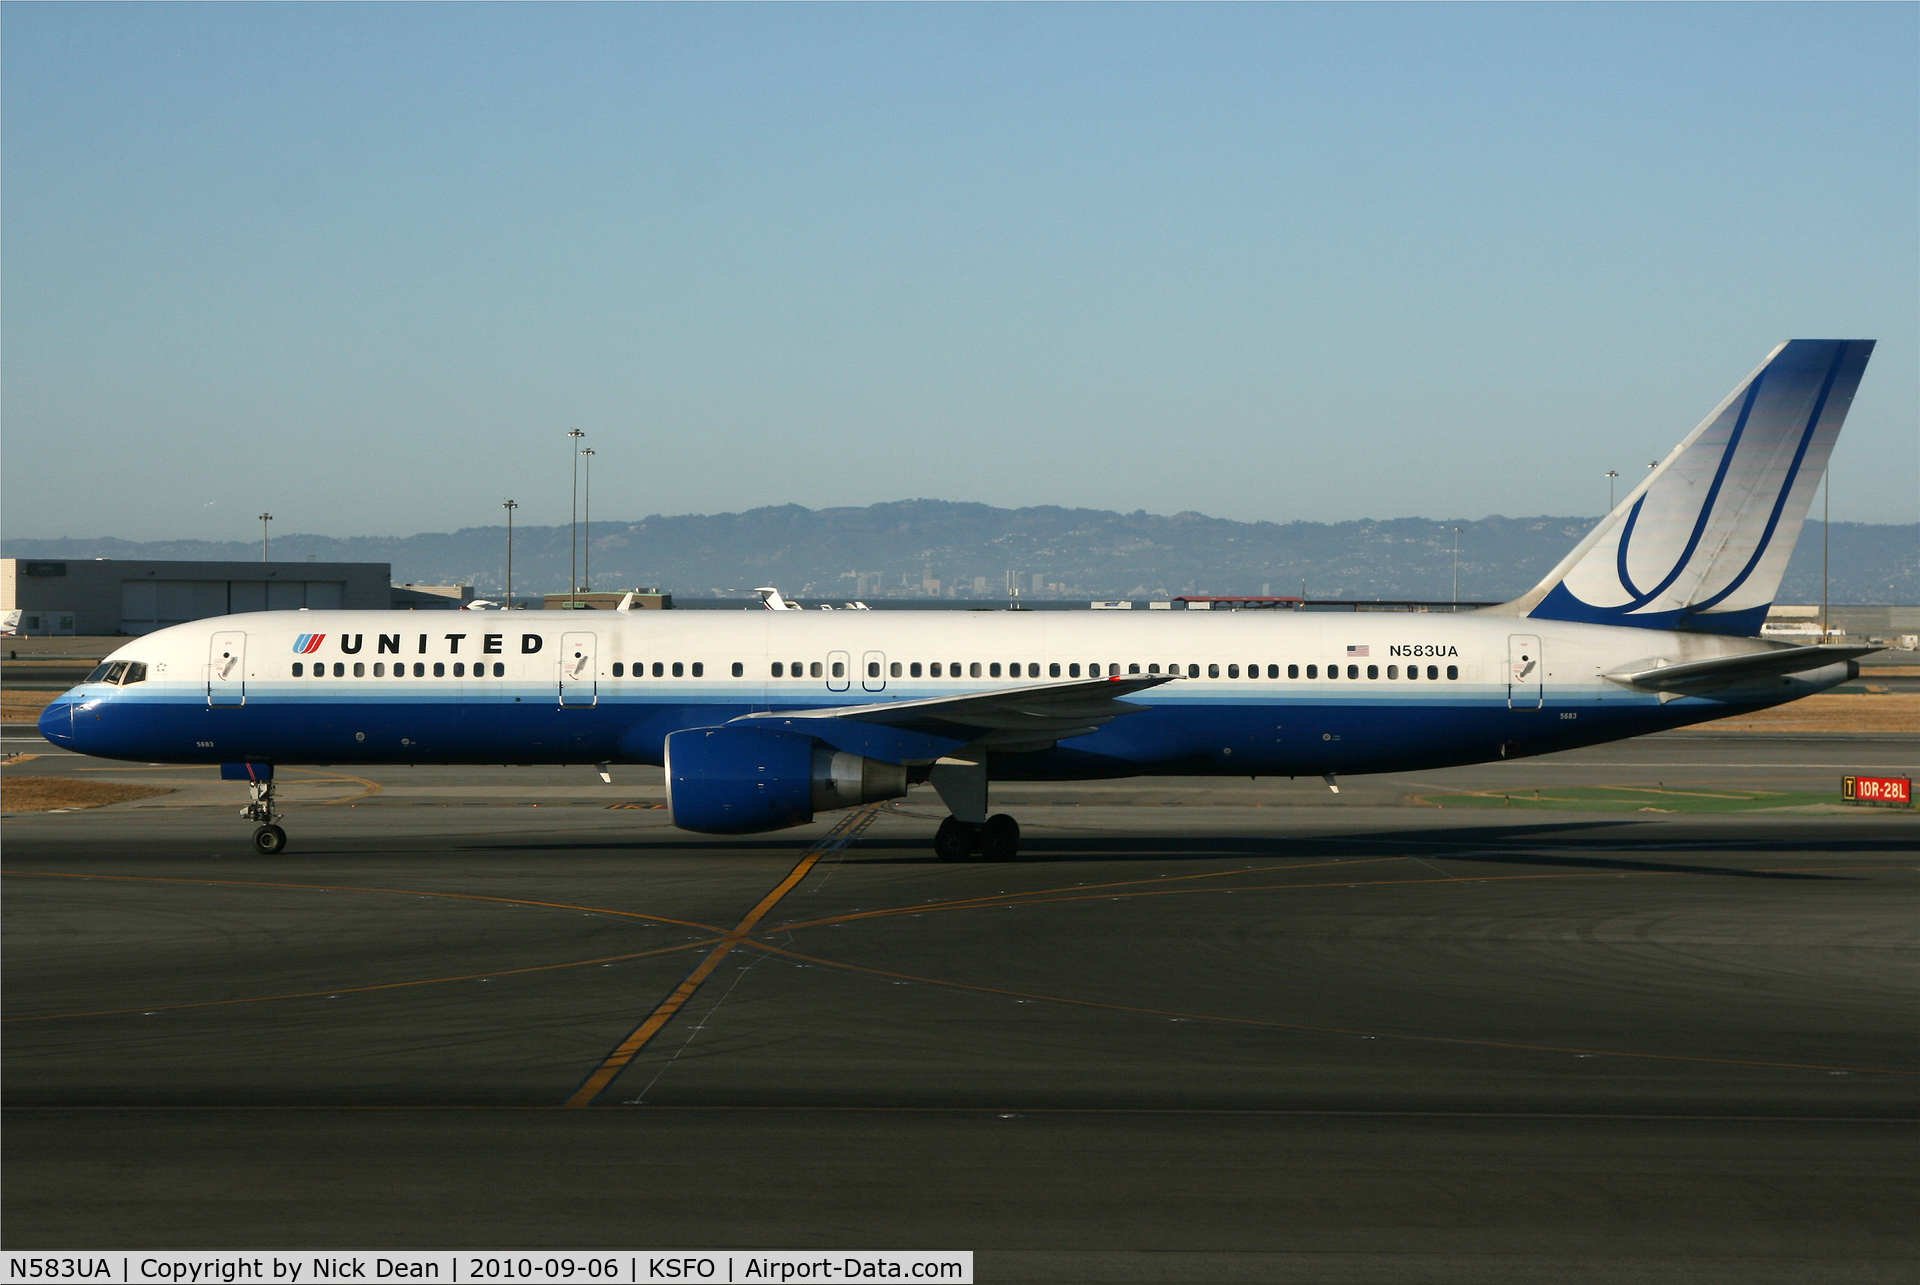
[104,662,129,685]
[120,662,148,685]
[86,662,117,683]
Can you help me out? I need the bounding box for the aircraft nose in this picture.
[37,698,75,748]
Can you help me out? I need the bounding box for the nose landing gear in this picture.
[242,778,287,855]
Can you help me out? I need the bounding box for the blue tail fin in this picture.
[1499,340,1874,636]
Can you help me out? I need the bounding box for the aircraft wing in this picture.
[1603,644,1877,693]
[732,673,1177,755]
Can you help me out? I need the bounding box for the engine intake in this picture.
[665,726,908,834]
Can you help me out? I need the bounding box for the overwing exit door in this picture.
[559,631,597,707]
[208,630,246,707]
[863,650,887,692]
[1507,635,1543,709]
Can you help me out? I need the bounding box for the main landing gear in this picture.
[243,778,287,855]
[934,814,1020,863]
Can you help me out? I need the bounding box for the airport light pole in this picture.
[1452,526,1460,608]
[1605,469,1619,510]
[502,500,518,609]
[567,428,586,608]
[581,447,594,594]
[259,512,273,562]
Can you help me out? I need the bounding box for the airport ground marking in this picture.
[0,869,728,933]
[562,805,884,1109]
[756,861,1907,936]
[741,939,1918,1079]
[3,939,719,1025]
[766,854,1409,934]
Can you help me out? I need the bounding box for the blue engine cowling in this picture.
[664,726,908,835]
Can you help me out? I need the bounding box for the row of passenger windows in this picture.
[287,659,1461,682]
[295,661,508,678]
[775,660,1462,681]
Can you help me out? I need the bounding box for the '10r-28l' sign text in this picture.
[1841,775,1911,806]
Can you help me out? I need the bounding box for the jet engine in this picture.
[664,726,908,834]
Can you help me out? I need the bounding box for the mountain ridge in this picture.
[7,500,1914,604]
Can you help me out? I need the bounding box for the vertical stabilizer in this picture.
[1497,340,1873,636]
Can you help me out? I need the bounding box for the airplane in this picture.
[40,340,1877,861]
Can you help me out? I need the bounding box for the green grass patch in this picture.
[1413,786,1850,813]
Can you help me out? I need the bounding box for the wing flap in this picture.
[732,673,1176,756]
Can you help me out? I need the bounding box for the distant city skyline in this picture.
[3,4,1915,540]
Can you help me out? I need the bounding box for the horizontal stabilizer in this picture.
[1498,340,1874,636]
[1603,644,1874,694]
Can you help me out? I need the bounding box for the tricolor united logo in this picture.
[292,634,326,654]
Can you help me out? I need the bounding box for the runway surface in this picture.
[4,732,1917,1281]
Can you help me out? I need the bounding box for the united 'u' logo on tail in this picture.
[1498,340,1874,637]
[292,634,326,654]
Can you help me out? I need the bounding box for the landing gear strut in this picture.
[242,778,287,855]
[933,813,1021,863]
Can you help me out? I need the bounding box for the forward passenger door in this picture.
[559,631,597,707]
[208,630,246,707]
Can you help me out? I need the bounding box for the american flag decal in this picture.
[1346,645,1369,657]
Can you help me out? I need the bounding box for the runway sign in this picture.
[1840,775,1911,806]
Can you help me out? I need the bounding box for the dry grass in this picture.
[1,777,172,813]
[1677,692,1920,736]
[2,690,57,722]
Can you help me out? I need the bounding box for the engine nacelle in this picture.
[664,726,909,835]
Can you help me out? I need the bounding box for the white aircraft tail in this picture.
[1496,340,1873,636]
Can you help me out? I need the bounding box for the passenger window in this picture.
[292,662,304,677]
[1209,664,1221,678]
[334,663,346,677]
[868,661,879,678]
[672,662,684,678]
[1086,663,1099,677]
[1327,665,1338,680]
[692,662,704,677]
[1447,665,1459,680]
[969,663,981,678]
[1427,665,1439,680]
[732,662,744,677]
[910,662,923,677]
[650,662,663,677]
[1129,663,1141,674]
[353,663,364,678]
[771,662,783,678]
[433,663,445,677]
[890,662,902,678]
[1306,664,1317,679]
[373,663,385,677]
[1407,665,1419,680]
[1227,665,1238,678]
[613,662,624,677]
[810,662,823,678]
[990,663,1002,678]
[929,662,941,677]
[1069,663,1080,678]
[1046,662,1058,678]
[830,661,843,679]
[1148,663,1161,674]
[1268,665,1279,678]
[1347,665,1358,680]
[493,663,505,677]
[1367,665,1378,680]
[453,662,465,677]
[1387,665,1398,679]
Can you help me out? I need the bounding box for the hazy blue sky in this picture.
[4,3,1915,540]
